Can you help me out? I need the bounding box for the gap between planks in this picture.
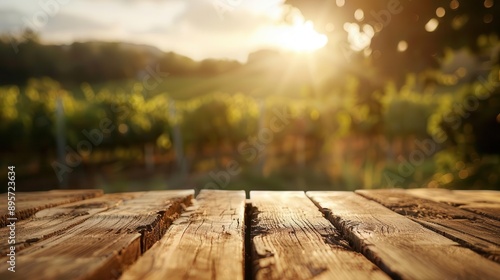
[4,189,500,280]
[0,189,103,227]
[120,190,246,280]
[248,191,389,280]
[0,192,139,255]
[406,188,500,221]
[0,190,193,280]
[357,189,500,263]
[308,191,500,279]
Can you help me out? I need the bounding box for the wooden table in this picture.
[1,188,500,279]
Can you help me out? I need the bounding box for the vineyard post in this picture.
[256,98,266,174]
[55,95,67,188]
[169,100,188,177]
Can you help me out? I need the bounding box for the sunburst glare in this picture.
[261,16,328,53]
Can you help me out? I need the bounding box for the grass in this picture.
[81,58,320,102]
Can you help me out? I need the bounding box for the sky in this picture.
[0,0,328,62]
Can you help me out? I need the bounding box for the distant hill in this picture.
[0,33,340,99]
[0,35,243,85]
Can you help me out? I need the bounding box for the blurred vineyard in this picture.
[1,65,499,191]
[2,1,500,192]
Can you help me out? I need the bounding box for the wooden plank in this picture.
[0,189,103,227]
[407,189,500,204]
[94,191,193,252]
[120,190,246,280]
[308,191,500,279]
[357,189,500,263]
[459,203,500,221]
[249,191,389,280]
[0,190,193,280]
[407,188,500,220]
[0,192,140,255]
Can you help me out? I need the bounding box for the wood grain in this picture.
[357,189,500,263]
[308,191,500,279]
[407,188,500,221]
[249,191,389,280]
[0,192,140,255]
[0,190,193,280]
[0,189,103,227]
[94,190,193,252]
[120,190,246,280]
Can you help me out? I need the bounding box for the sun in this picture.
[264,19,328,53]
[282,20,328,52]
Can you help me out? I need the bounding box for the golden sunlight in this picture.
[262,18,328,53]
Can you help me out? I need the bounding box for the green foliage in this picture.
[1,63,500,190]
[382,75,438,137]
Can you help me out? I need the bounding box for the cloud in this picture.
[0,0,288,61]
[130,0,280,61]
[0,9,25,33]
[171,0,274,34]
[44,12,109,33]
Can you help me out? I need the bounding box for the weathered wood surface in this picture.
[94,190,193,252]
[121,190,246,280]
[2,188,500,279]
[407,188,500,221]
[308,191,500,279]
[0,189,103,227]
[357,189,500,263]
[0,190,193,280]
[249,191,389,280]
[0,192,139,255]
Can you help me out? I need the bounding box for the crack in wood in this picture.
[250,191,389,280]
[357,189,500,264]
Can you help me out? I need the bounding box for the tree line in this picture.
[0,31,242,85]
